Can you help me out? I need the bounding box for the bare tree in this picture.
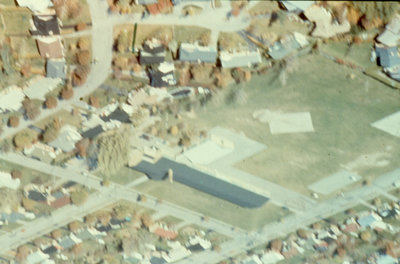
[8,115,20,128]
[97,126,132,175]
[45,96,58,109]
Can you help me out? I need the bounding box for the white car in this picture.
[393,180,400,188]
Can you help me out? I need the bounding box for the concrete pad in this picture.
[269,112,314,135]
[179,139,233,165]
[371,111,400,137]
[308,170,361,195]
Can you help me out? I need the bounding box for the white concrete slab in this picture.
[371,111,400,138]
[308,170,361,195]
[179,139,233,165]
[269,112,314,135]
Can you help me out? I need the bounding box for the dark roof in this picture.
[96,224,112,233]
[150,68,176,87]
[81,125,105,139]
[110,218,125,226]
[143,42,165,54]
[62,181,77,189]
[376,46,400,68]
[132,157,268,208]
[42,245,58,255]
[28,190,47,202]
[100,108,130,123]
[140,51,165,65]
[31,15,60,36]
[187,243,204,252]
[150,256,167,264]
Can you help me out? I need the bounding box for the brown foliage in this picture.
[269,239,283,252]
[360,231,371,242]
[85,214,97,226]
[15,245,31,262]
[11,170,22,179]
[14,130,36,149]
[75,138,90,157]
[8,115,20,128]
[77,38,90,50]
[23,99,40,120]
[337,247,346,257]
[69,221,82,233]
[61,86,74,100]
[140,213,152,229]
[89,95,100,108]
[20,64,31,77]
[51,229,63,240]
[45,96,58,109]
[190,64,213,83]
[72,65,90,86]
[76,50,91,65]
[76,23,87,32]
[22,197,36,212]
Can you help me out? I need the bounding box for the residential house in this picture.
[162,241,191,263]
[281,241,304,259]
[304,5,350,38]
[49,191,71,209]
[377,14,400,47]
[150,62,176,87]
[46,59,67,79]
[0,171,20,190]
[268,32,309,60]
[136,0,158,4]
[241,255,262,264]
[100,107,131,123]
[41,243,61,255]
[260,250,285,264]
[58,233,82,249]
[375,45,400,81]
[219,49,262,68]
[150,256,167,264]
[186,236,211,252]
[150,222,178,240]
[37,36,64,59]
[26,250,51,264]
[24,142,61,163]
[357,212,384,229]
[16,0,53,13]
[76,227,106,241]
[48,125,82,152]
[145,0,173,15]
[27,189,48,202]
[81,125,105,139]
[123,252,144,264]
[179,42,218,63]
[280,1,314,13]
[23,75,62,100]
[140,38,166,65]
[0,85,25,113]
[30,15,60,36]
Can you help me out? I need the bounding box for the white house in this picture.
[220,49,262,68]
[16,0,53,13]
[377,14,400,47]
[0,171,20,190]
[0,86,25,113]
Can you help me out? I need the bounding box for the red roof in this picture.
[154,227,177,240]
[50,195,71,209]
[342,223,359,233]
[146,0,172,15]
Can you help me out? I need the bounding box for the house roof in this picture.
[24,143,59,163]
[281,1,314,12]
[17,0,53,13]
[377,254,398,264]
[150,62,176,87]
[153,227,178,240]
[150,256,167,264]
[46,59,66,79]
[377,15,400,47]
[62,181,77,189]
[49,125,82,152]
[375,46,400,68]
[1,212,26,223]
[220,49,262,68]
[100,108,131,123]
[28,190,47,202]
[50,195,70,209]
[42,245,58,255]
[357,213,381,228]
[260,251,285,264]
[0,85,25,113]
[31,15,60,36]
[140,50,166,65]
[132,157,269,208]
[241,255,262,264]
[179,43,218,63]
[143,38,165,54]
[26,250,50,264]
[24,76,62,100]
[37,37,64,59]
[81,125,105,139]
[0,171,20,190]
[58,233,82,249]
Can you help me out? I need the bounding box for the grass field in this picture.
[135,180,291,230]
[1,8,31,35]
[180,54,400,197]
[0,159,54,187]
[98,166,146,185]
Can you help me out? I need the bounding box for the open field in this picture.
[0,159,54,187]
[97,166,146,185]
[1,8,31,35]
[181,54,400,197]
[135,180,291,231]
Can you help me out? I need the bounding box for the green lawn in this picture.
[180,54,400,197]
[135,180,291,231]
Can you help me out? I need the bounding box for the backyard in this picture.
[180,53,400,198]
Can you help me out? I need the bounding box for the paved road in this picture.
[176,168,400,264]
[0,152,244,254]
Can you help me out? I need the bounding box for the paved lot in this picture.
[308,170,361,195]
[371,110,400,138]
